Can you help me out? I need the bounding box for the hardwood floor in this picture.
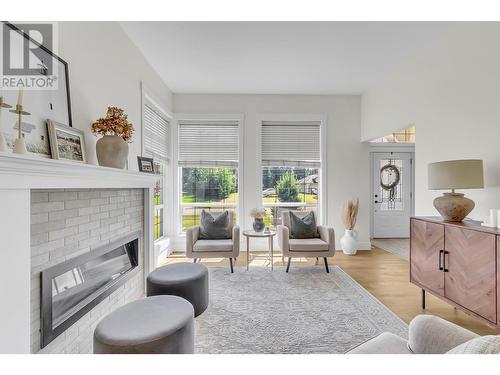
[161,248,499,336]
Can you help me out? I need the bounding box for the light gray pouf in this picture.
[147,262,209,317]
[93,295,194,354]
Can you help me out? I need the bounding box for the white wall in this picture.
[58,22,173,168]
[0,189,30,353]
[362,23,500,222]
[174,94,371,249]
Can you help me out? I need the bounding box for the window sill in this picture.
[154,236,172,262]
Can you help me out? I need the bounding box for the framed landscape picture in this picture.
[47,121,86,163]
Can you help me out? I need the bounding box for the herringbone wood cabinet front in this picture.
[410,220,444,297]
[411,217,499,328]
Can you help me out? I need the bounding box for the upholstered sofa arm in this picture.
[232,225,240,255]
[277,225,289,253]
[186,225,200,257]
[408,315,479,354]
[317,225,335,252]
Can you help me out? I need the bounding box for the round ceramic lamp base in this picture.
[433,192,474,222]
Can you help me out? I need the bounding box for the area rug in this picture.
[195,265,408,353]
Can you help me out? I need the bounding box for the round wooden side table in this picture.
[242,230,277,271]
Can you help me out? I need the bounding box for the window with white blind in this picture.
[261,120,322,228]
[143,103,170,241]
[144,104,170,163]
[177,119,240,232]
[261,121,321,167]
[178,120,239,167]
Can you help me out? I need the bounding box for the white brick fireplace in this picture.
[0,152,158,353]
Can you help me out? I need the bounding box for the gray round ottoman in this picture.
[147,263,209,317]
[93,295,194,354]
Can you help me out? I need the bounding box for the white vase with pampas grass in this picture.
[340,198,359,255]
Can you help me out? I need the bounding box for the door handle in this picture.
[443,251,449,272]
[438,250,444,270]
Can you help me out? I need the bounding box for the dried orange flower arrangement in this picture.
[91,106,134,142]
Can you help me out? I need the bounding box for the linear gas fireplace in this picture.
[40,232,140,348]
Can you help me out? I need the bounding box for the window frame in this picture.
[172,113,245,236]
[256,114,327,225]
[178,166,239,233]
[140,83,173,245]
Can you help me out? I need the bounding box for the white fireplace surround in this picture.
[0,152,158,354]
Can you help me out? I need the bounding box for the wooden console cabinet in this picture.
[410,217,499,329]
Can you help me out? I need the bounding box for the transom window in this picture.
[370,125,415,143]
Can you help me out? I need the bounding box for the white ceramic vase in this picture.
[340,229,358,256]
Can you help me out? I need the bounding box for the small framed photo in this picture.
[47,120,87,163]
[137,156,155,173]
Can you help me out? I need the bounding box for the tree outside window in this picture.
[262,167,318,228]
[180,167,238,232]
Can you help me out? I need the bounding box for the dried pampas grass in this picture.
[341,198,359,230]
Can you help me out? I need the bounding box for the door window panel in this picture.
[378,159,404,211]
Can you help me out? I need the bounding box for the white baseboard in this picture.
[154,237,173,266]
[168,239,373,254]
[357,241,372,250]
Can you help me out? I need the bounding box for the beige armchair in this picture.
[186,211,240,273]
[277,210,335,273]
[348,315,482,354]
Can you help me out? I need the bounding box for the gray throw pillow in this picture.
[199,210,232,239]
[289,211,318,239]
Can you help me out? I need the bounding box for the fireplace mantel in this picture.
[0,152,157,353]
[0,152,158,189]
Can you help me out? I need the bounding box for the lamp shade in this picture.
[428,159,484,190]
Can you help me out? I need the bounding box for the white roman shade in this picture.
[261,120,321,167]
[144,104,169,163]
[178,120,239,167]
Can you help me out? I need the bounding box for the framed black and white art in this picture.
[0,22,72,158]
[137,156,155,173]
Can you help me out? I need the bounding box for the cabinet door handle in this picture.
[438,250,444,270]
[443,251,449,272]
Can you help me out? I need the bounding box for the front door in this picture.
[372,152,413,238]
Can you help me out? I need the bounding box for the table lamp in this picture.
[428,159,484,222]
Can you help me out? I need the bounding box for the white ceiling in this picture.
[120,22,450,95]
